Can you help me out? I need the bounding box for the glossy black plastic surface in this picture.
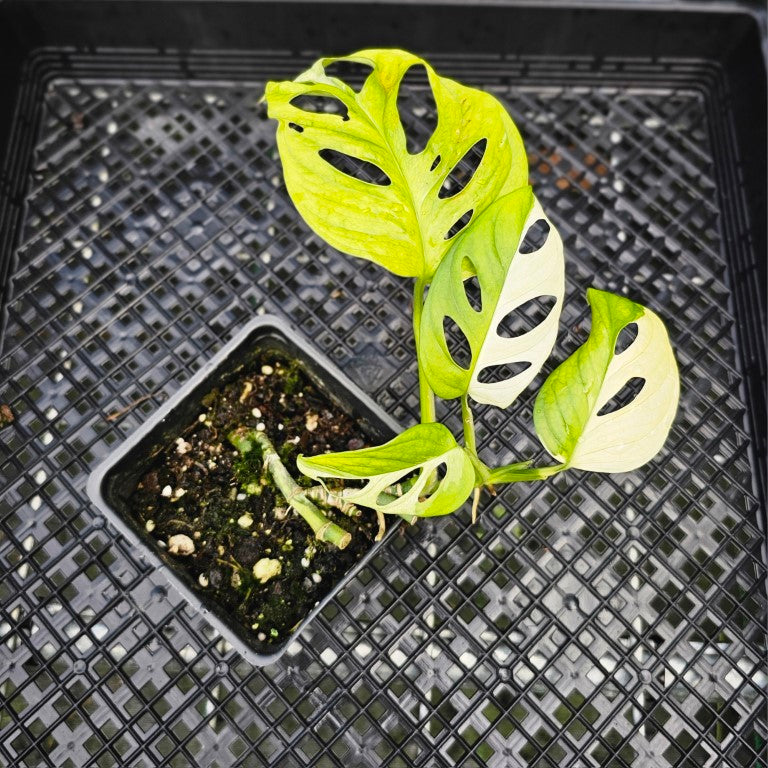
[0,4,765,767]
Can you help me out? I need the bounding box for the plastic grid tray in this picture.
[0,49,766,768]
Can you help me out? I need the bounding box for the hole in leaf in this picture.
[290,94,349,121]
[445,210,473,240]
[318,149,390,186]
[323,60,374,91]
[597,377,645,416]
[615,323,638,355]
[519,219,551,253]
[443,317,472,370]
[477,362,531,384]
[464,277,482,313]
[397,64,438,155]
[497,295,557,338]
[439,139,487,199]
[430,155,441,172]
[461,258,482,313]
[421,463,447,500]
[376,469,421,506]
[288,122,303,133]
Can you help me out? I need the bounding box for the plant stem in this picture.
[486,462,565,484]
[413,277,436,424]
[304,485,362,517]
[461,394,485,523]
[461,393,477,457]
[228,428,351,550]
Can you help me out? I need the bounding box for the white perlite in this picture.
[237,514,253,529]
[253,558,282,584]
[168,534,195,556]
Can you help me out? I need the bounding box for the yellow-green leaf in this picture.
[297,423,475,517]
[264,49,528,279]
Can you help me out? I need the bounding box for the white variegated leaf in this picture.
[534,288,679,472]
[297,423,476,517]
[419,188,565,407]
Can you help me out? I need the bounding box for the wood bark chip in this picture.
[0,404,14,428]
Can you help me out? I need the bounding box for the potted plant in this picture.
[88,317,400,665]
[89,49,679,665]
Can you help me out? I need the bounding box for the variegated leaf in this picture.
[533,288,679,472]
[420,188,565,407]
[264,49,528,279]
[297,423,475,517]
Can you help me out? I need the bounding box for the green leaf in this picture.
[419,188,565,406]
[264,49,528,279]
[533,288,679,472]
[297,423,476,517]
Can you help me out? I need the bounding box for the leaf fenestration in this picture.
[397,63,438,155]
[297,423,476,517]
[533,288,679,472]
[419,188,565,407]
[265,49,528,279]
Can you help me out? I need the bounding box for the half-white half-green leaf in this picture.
[419,187,565,407]
[533,288,679,473]
[297,423,476,517]
[264,48,527,279]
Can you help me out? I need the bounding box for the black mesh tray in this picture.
[0,3,766,768]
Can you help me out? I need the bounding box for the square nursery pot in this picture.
[87,315,401,666]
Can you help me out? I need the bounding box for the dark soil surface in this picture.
[127,351,379,652]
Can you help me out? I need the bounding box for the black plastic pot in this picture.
[86,315,399,666]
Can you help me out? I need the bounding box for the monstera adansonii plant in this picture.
[260,49,679,544]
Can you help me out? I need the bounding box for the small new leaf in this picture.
[297,423,476,517]
[264,49,527,279]
[420,188,565,406]
[533,288,679,472]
